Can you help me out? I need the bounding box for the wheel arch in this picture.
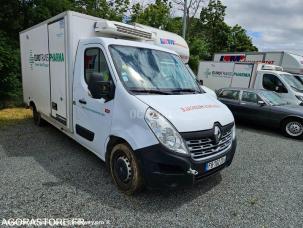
[280,115,303,127]
[105,135,133,169]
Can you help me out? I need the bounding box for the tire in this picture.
[281,118,303,139]
[109,143,143,195]
[32,106,46,127]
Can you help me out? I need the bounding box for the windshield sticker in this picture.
[180,104,220,112]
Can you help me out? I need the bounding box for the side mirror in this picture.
[258,100,266,106]
[199,80,204,85]
[88,74,114,100]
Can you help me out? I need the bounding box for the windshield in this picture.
[280,74,303,92]
[294,75,303,84]
[109,45,201,94]
[259,91,287,106]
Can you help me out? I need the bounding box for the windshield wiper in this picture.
[130,89,172,95]
[170,88,200,94]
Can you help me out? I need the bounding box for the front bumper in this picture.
[134,139,237,189]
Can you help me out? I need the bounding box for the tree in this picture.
[188,36,210,73]
[74,0,129,22]
[228,24,258,52]
[0,0,23,41]
[131,0,172,29]
[199,0,230,54]
[166,17,183,35]
[0,31,21,106]
[0,0,132,107]
[172,0,206,38]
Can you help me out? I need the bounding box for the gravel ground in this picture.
[0,119,302,227]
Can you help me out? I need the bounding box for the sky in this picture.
[221,0,303,55]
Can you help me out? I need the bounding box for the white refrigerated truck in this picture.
[214,51,303,75]
[20,11,236,194]
[198,61,303,105]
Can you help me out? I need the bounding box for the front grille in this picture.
[114,24,152,39]
[185,127,233,161]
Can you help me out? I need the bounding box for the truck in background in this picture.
[197,62,303,105]
[213,51,303,75]
[20,11,236,194]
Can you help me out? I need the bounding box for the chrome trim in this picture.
[186,129,233,161]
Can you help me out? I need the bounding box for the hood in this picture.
[136,93,234,132]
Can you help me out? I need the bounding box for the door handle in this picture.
[78,99,87,104]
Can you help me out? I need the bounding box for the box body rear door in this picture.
[48,19,67,124]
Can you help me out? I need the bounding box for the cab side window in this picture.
[242,91,261,103]
[218,90,240,101]
[84,48,112,99]
[263,74,287,93]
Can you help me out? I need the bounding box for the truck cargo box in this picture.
[214,51,303,74]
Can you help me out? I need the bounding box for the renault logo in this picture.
[214,126,222,144]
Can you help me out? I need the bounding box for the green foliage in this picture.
[74,0,129,21]
[228,24,258,52]
[0,0,23,41]
[166,17,183,36]
[199,0,231,54]
[27,0,73,24]
[188,37,211,74]
[131,0,172,29]
[0,31,21,104]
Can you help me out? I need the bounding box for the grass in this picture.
[0,107,32,127]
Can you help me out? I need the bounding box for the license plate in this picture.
[205,156,226,171]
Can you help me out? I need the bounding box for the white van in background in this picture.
[214,51,303,75]
[198,62,303,105]
[20,11,236,194]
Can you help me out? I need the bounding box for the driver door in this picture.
[261,73,293,103]
[239,91,271,125]
[73,43,115,159]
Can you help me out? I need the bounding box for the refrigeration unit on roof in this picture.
[94,20,154,40]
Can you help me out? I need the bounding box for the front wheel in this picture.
[282,119,303,139]
[109,143,144,195]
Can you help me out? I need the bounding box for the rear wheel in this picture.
[109,143,143,195]
[32,106,46,127]
[282,118,303,139]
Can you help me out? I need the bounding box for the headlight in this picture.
[145,108,188,154]
[295,95,303,101]
[232,124,236,140]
